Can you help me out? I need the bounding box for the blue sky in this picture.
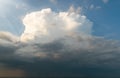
[0,0,119,40]
[86,0,120,39]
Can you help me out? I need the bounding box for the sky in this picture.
[0,0,120,77]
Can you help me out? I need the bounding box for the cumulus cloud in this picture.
[20,7,93,43]
[0,7,120,77]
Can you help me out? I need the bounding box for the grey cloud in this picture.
[14,35,120,66]
[0,31,18,42]
[0,32,120,77]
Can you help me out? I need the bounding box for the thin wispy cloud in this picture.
[89,4,101,10]
[102,0,109,3]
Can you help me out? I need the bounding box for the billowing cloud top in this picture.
[21,8,92,43]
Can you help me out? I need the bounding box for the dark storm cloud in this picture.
[0,31,120,77]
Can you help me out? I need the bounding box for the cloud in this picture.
[89,4,101,10]
[102,0,109,3]
[0,34,120,77]
[0,7,120,77]
[49,0,57,4]
[16,36,120,65]
[0,31,19,43]
[21,7,92,43]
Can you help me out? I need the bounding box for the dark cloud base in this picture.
[1,58,120,78]
[0,35,120,78]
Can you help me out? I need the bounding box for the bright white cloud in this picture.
[21,8,93,43]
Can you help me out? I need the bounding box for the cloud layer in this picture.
[0,7,120,77]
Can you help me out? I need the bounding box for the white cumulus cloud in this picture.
[21,8,93,43]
